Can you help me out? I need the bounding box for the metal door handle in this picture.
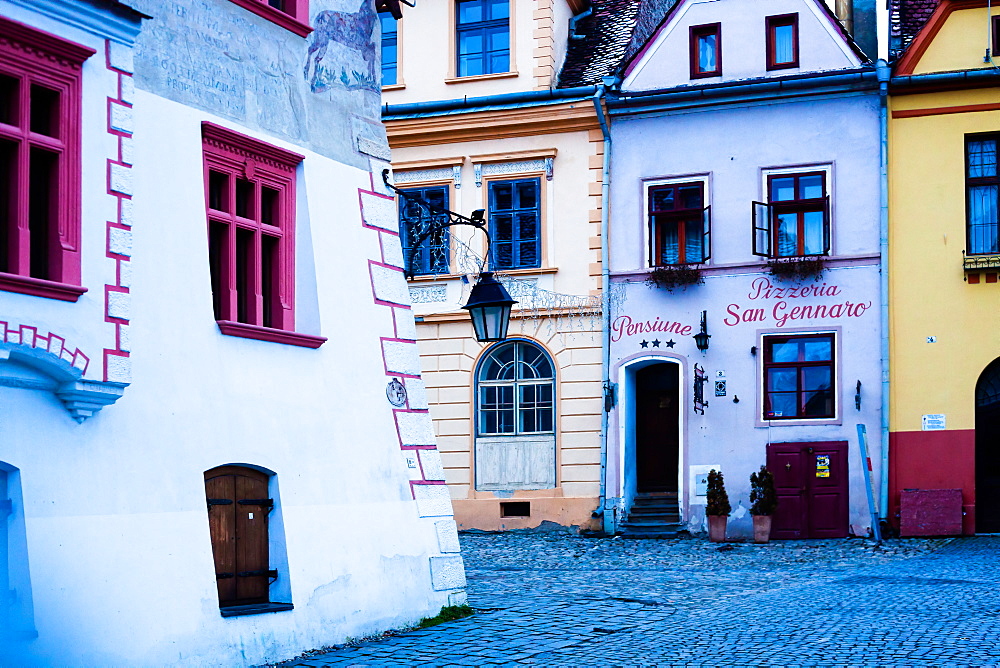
[785,463,792,471]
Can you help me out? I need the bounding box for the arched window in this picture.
[477,340,554,435]
[977,358,1000,408]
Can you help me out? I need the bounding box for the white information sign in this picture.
[922,414,946,431]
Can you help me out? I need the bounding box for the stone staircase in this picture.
[619,492,685,538]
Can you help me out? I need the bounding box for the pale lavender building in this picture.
[603,0,885,540]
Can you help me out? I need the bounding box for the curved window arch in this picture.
[477,340,554,435]
[977,358,1000,408]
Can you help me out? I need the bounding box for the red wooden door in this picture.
[807,442,849,538]
[205,466,271,607]
[767,441,848,539]
[769,444,807,539]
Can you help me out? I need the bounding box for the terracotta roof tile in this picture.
[557,0,643,88]
[890,0,940,56]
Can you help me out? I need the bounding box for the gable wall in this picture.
[910,7,995,75]
[624,0,860,92]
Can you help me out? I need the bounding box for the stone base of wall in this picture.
[453,495,600,532]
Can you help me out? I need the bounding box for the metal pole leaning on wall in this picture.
[857,424,882,543]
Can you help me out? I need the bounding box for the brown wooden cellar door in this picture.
[204,466,273,608]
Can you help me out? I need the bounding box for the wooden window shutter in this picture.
[204,466,272,608]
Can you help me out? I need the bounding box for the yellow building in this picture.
[380,0,621,531]
[889,0,1000,534]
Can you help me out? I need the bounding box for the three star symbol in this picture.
[640,339,677,349]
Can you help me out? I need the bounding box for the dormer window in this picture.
[689,23,721,79]
[766,14,799,70]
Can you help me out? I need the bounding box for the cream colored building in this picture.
[381,0,608,531]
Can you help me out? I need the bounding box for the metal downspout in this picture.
[593,81,614,536]
[877,59,891,527]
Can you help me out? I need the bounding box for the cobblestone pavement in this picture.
[284,533,1000,666]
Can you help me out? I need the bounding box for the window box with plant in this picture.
[705,468,731,542]
[749,465,777,543]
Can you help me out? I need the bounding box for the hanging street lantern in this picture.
[694,310,711,352]
[382,170,517,342]
[462,272,518,342]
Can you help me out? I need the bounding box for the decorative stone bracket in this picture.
[474,157,553,188]
[0,340,126,423]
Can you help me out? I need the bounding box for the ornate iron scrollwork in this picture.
[382,169,490,280]
[693,363,708,414]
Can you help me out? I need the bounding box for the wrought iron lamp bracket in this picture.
[382,169,489,279]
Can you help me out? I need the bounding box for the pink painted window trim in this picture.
[201,123,323,347]
[0,16,95,301]
[216,321,327,348]
[226,0,312,37]
[0,273,87,302]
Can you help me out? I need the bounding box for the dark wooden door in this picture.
[976,402,1000,533]
[205,466,270,607]
[635,364,679,492]
[769,444,807,539]
[767,441,848,539]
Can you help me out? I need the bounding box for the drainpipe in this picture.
[568,6,592,40]
[876,59,891,528]
[593,78,615,536]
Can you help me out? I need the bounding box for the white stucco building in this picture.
[0,0,464,664]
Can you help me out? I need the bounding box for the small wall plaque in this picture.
[921,414,946,431]
[386,378,407,407]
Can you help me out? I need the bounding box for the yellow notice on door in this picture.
[816,455,830,478]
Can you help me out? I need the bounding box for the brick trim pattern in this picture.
[0,322,89,374]
[587,128,605,295]
[532,0,555,89]
[103,40,134,385]
[359,169,466,599]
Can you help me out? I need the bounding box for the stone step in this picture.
[619,523,686,539]
[623,516,681,526]
[620,532,683,539]
[629,505,680,515]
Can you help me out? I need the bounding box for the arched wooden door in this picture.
[976,360,1000,533]
[204,465,272,607]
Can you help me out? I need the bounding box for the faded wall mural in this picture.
[131,0,385,169]
[305,0,380,93]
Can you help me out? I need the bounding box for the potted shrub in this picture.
[705,469,731,542]
[645,264,704,292]
[749,466,778,543]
